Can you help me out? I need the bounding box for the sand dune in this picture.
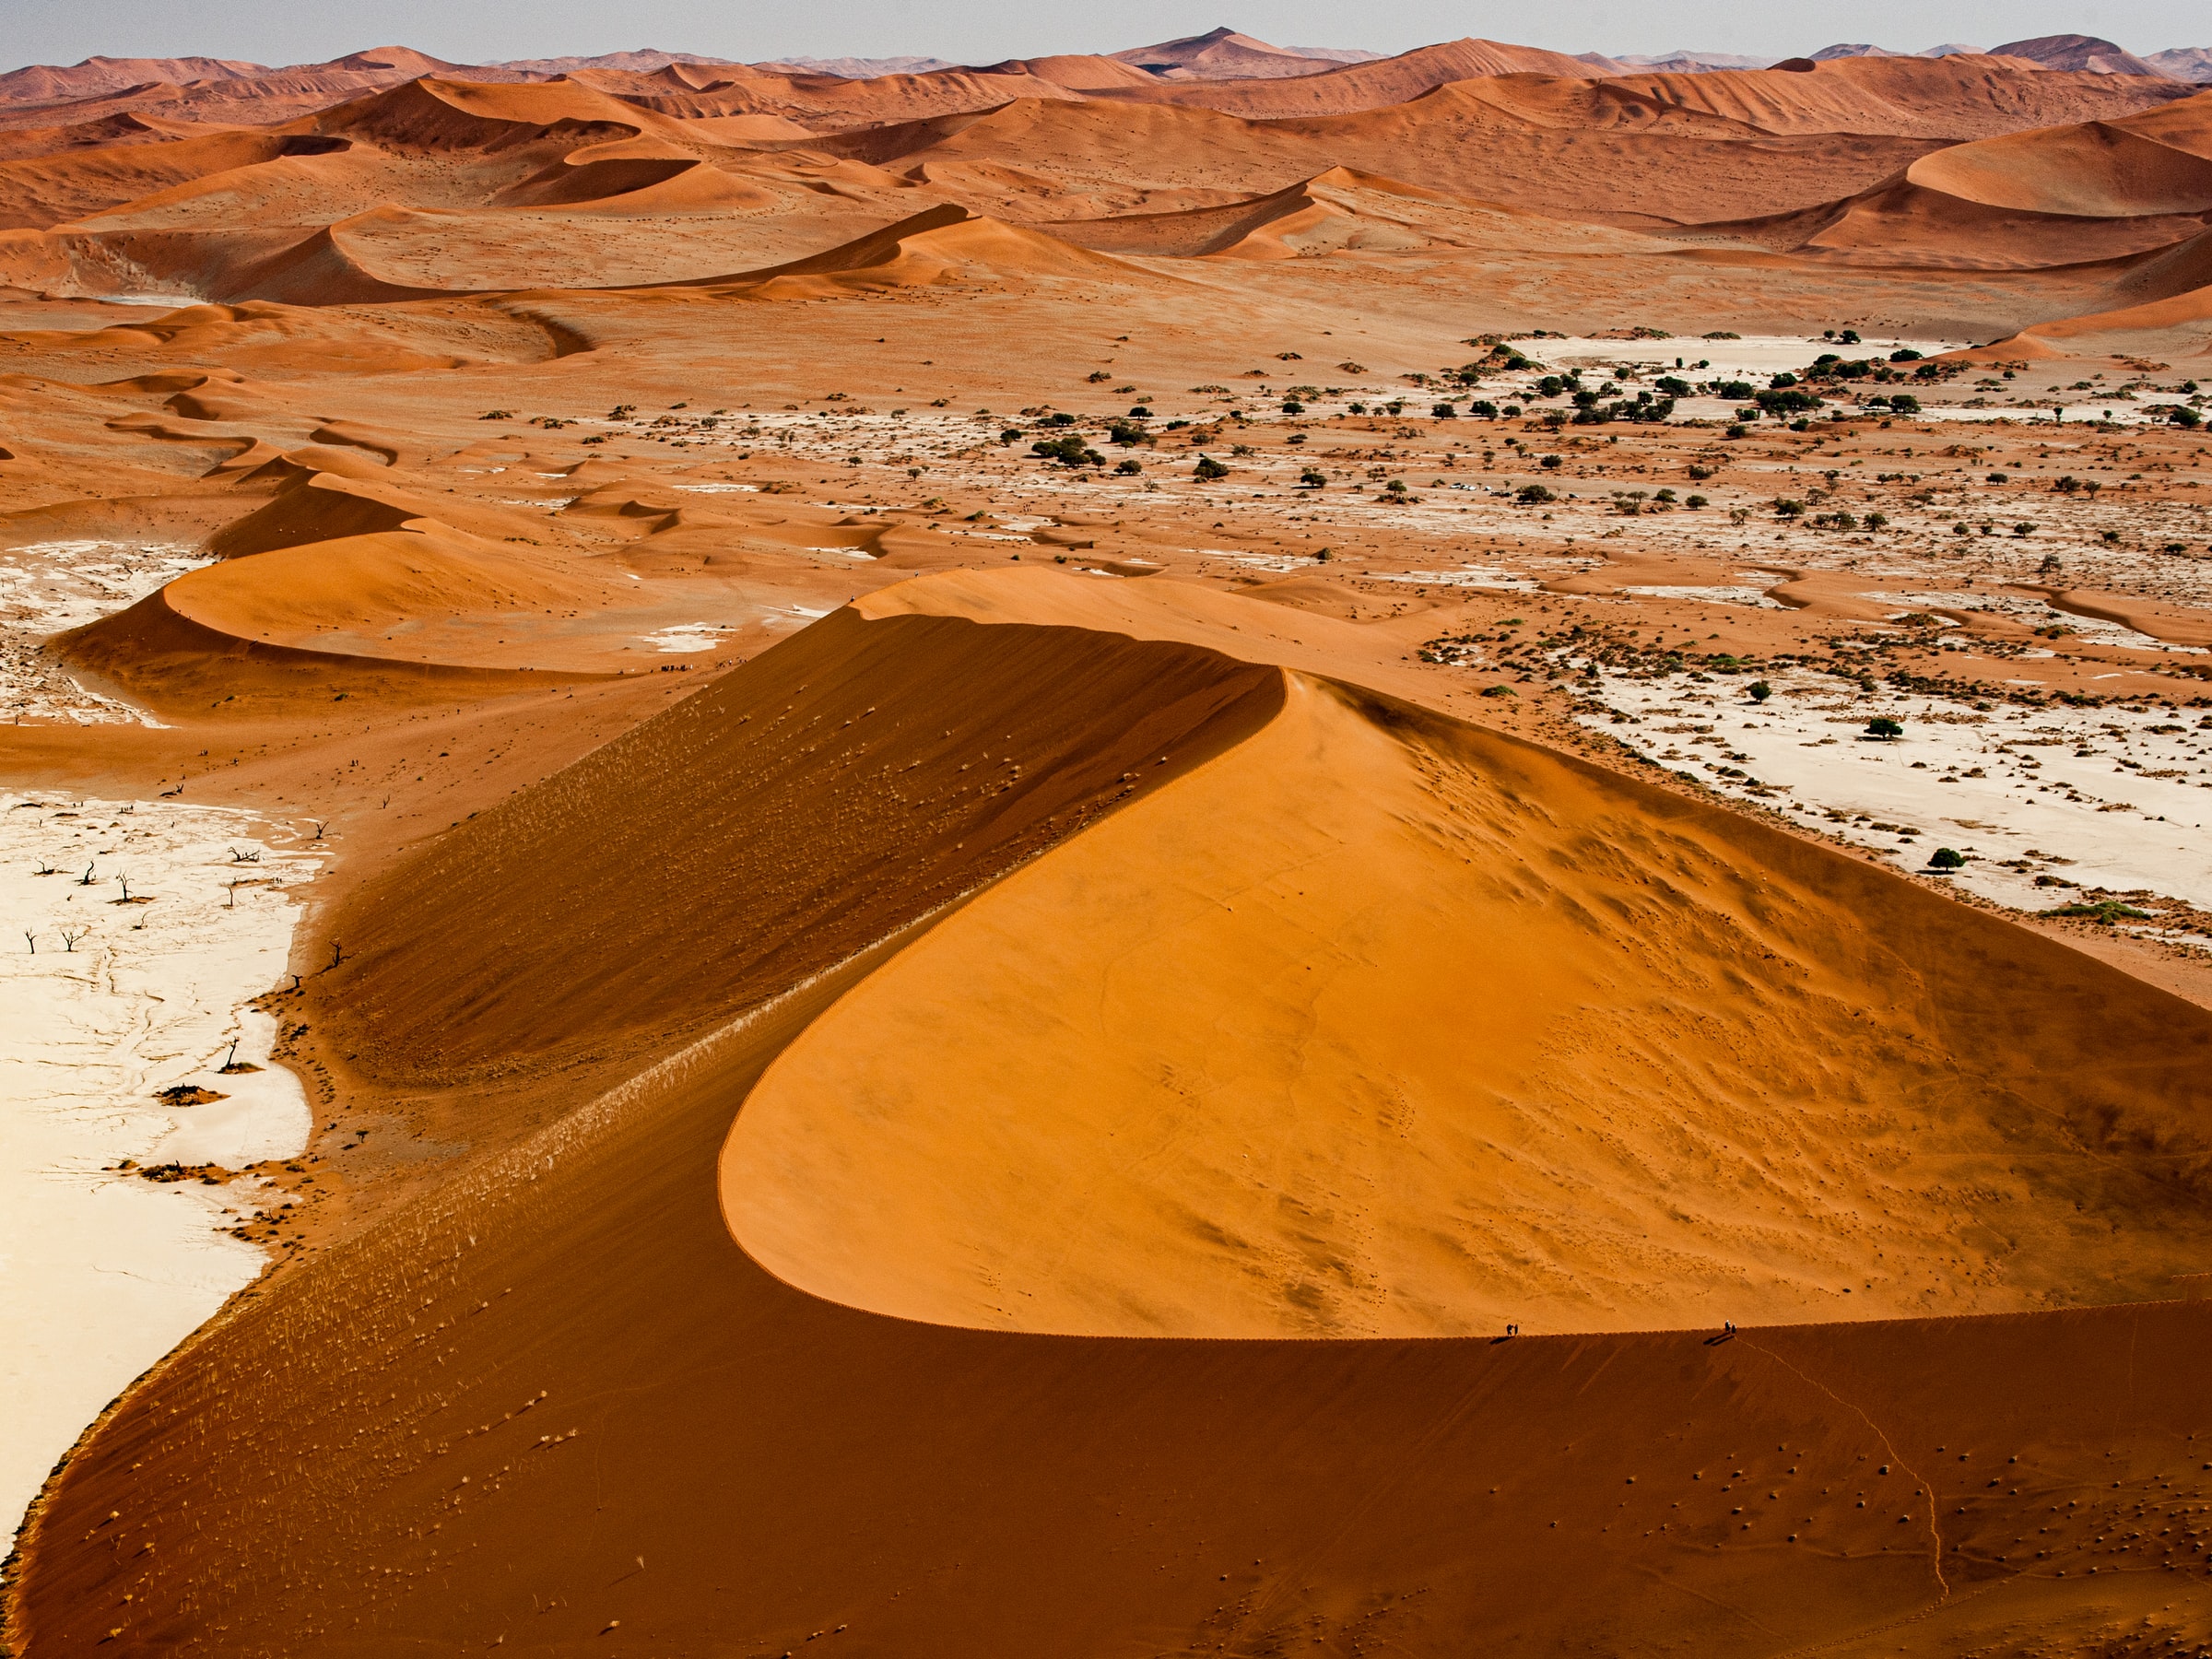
[792,84,1945,224]
[1048,166,1667,258]
[1695,92,2212,268]
[692,201,1165,294]
[730,580,2212,1336]
[1132,38,1612,113]
[0,133,350,232]
[14,571,2212,1655]
[296,595,1279,1100]
[1112,27,1359,79]
[1906,101,2212,218]
[1586,53,2195,140]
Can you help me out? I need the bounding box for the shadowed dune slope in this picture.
[12,579,2212,1654]
[303,603,1280,1112]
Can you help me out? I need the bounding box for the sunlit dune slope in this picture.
[14,575,2212,1658]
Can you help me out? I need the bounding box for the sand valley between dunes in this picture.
[4,25,2212,1658]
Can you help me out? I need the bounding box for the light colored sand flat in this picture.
[0,539,208,724]
[1584,669,2212,928]
[0,793,318,1545]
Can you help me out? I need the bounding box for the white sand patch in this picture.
[1621,583,1784,608]
[1,540,208,725]
[0,794,321,1545]
[1866,590,2208,654]
[641,622,740,653]
[1216,551,1315,573]
[1529,334,1954,378]
[1370,566,1540,590]
[1581,673,2212,923]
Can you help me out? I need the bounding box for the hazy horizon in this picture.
[1,0,2203,77]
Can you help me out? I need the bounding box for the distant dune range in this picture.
[0,53,2203,342]
[13,570,2212,1654]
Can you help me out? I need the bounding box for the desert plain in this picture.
[5,23,2212,1657]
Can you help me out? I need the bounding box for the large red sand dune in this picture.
[14,571,2212,1655]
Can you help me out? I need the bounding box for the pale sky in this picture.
[1,0,2202,73]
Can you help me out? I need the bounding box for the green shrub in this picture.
[1032,435,1103,466]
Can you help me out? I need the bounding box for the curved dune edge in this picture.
[55,583,562,715]
[11,570,2212,1655]
[723,638,2212,1339]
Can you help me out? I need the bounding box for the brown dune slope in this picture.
[13,579,2212,1657]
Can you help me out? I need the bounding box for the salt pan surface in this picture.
[1,794,320,1544]
[1582,672,2212,924]
[1,540,208,724]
